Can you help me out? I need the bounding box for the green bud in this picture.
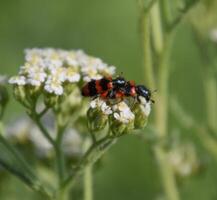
[109,115,134,137]
[44,93,60,108]
[87,108,108,132]
[132,103,148,129]
[13,85,26,104]
[0,85,9,108]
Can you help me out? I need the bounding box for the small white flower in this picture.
[113,102,135,124]
[81,67,103,82]
[26,66,47,86]
[100,65,116,75]
[90,98,112,115]
[65,67,81,83]
[9,76,26,85]
[65,51,79,66]
[44,76,64,95]
[138,96,151,116]
[49,67,66,82]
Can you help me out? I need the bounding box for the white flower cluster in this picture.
[89,97,151,124]
[9,48,116,96]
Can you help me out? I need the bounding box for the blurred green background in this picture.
[0,0,216,199]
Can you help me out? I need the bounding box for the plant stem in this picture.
[204,74,217,133]
[55,127,66,186]
[30,110,67,198]
[33,113,55,146]
[139,1,180,199]
[61,136,116,193]
[140,5,155,88]
[154,146,180,200]
[150,1,163,55]
[55,142,65,186]
[84,163,93,200]
[83,139,93,200]
[153,34,180,200]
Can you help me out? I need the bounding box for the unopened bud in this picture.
[0,85,9,108]
[109,114,134,137]
[132,103,148,129]
[44,93,60,108]
[109,102,135,137]
[87,107,108,132]
[13,85,26,104]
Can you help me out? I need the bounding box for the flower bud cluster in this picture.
[87,96,151,137]
[8,48,152,143]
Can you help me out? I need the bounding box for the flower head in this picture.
[9,48,115,97]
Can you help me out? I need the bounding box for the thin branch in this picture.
[35,116,56,146]
[168,0,201,32]
[144,0,158,13]
[55,125,67,185]
[38,107,50,118]
[61,136,116,192]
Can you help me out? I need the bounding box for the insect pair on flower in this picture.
[81,75,154,104]
[81,76,154,136]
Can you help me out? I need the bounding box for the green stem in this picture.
[154,146,180,200]
[30,110,67,197]
[83,139,93,200]
[61,136,116,193]
[140,5,155,88]
[55,145,65,186]
[84,164,93,200]
[150,1,163,55]
[155,35,180,200]
[204,74,217,133]
[155,35,172,138]
[32,113,55,146]
[55,128,66,186]
[138,1,180,199]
